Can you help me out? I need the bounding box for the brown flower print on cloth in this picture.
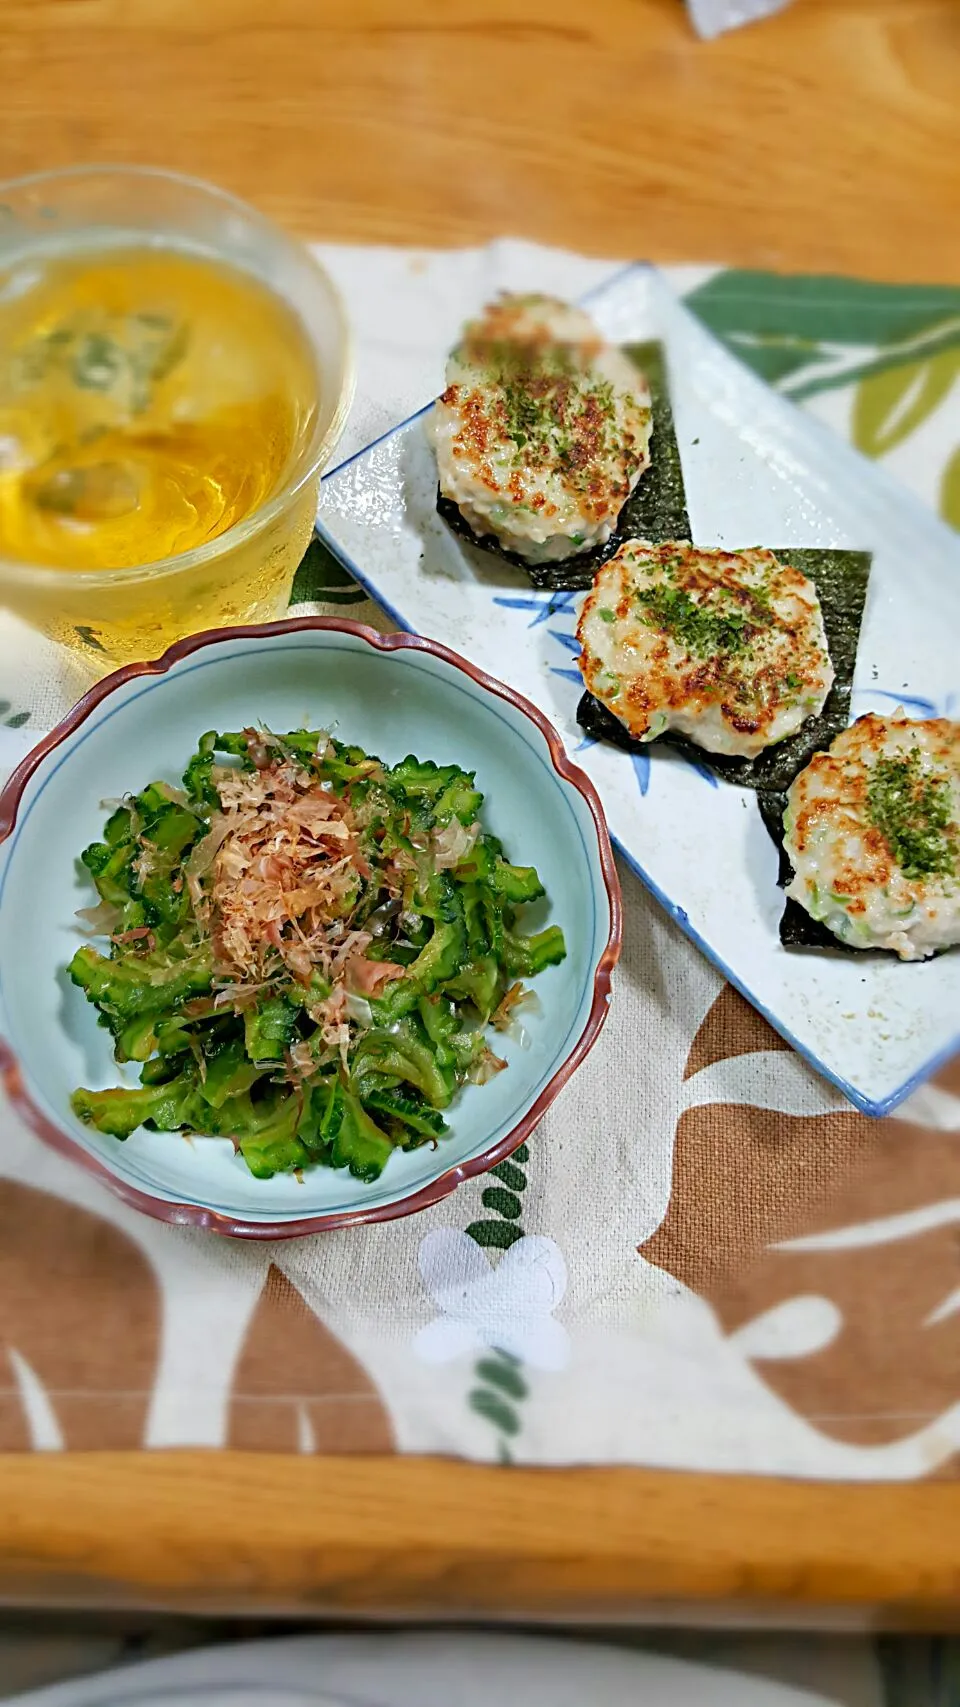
[683,980,793,1078]
[936,1052,960,1100]
[229,1264,395,1452]
[0,1181,160,1449]
[642,987,960,1465]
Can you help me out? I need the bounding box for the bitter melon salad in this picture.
[67,725,566,1183]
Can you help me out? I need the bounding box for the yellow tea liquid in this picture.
[0,246,320,659]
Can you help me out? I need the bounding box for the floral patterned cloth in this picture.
[0,243,957,1478]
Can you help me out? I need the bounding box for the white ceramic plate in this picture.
[315,263,960,1116]
[3,1631,843,1707]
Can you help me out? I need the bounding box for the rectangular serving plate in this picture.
[315,263,960,1116]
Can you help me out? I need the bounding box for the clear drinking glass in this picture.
[0,166,354,663]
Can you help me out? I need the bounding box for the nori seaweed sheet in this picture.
[436,340,691,591]
[576,547,873,792]
[757,788,866,953]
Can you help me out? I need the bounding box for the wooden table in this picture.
[2,0,958,281]
[1,0,958,1627]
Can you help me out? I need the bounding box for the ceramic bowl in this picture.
[0,619,620,1237]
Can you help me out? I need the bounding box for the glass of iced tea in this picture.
[0,167,353,663]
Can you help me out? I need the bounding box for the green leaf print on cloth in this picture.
[685,271,960,530]
[0,701,30,730]
[852,349,960,460]
[940,446,960,531]
[289,535,367,606]
[686,271,960,370]
[466,1142,531,1461]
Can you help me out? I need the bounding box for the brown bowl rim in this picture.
[0,616,622,1238]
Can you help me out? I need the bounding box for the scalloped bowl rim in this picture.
[0,618,621,1238]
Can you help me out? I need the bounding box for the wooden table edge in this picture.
[0,1453,955,1626]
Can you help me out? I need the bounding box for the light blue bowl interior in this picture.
[0,630,612,1224]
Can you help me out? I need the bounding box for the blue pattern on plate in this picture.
[631,751,651,797]
[492,589,577,628]
[495,586,723,796]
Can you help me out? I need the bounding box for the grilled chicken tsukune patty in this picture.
[429,293,652,564]
[577,540,835,759]
[783,713,960,959]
